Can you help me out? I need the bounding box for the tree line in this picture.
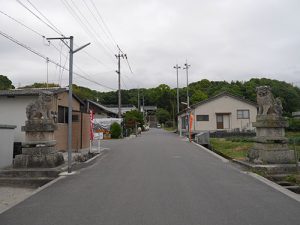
[72,78,300,117]
[1,75,300,117]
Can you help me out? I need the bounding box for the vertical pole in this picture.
[138,88,140,111]
[184,61,191,141]
[118,52,121,118]
[186,64,190,108]
[176,65,180,114]
[46,57,49,88]
[67,36,73,173]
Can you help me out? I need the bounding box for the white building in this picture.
[178,92,258,133]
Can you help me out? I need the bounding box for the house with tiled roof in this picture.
[178,92,258,133]
[85,99,136,118]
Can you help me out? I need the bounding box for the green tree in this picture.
[0,75,14,90]
[110,122,122,138]
[124,110,144,128]
[21,82,59,89]
[190,90,208,105]
[156,108,171,124]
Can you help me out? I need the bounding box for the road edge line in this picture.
[0,149,109,215]
[245,172,300,203]
[192,142,229,163]
[0,176,65,215]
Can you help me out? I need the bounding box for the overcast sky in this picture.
[1,0,300,92]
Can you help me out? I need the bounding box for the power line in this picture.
[0,29,116,91]
[89,0,118,46]
[16,0,63,37]
[66,0,115,59]
[0,9,43,37]
[81,0,116,51]
[1,8,114,74]
[19,0,116,72]
[25,0,64,36]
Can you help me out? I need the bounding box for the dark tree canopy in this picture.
[20,78,300,117]
[0,75,14,90]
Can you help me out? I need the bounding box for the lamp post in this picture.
[182,61,191,108]
[46,36,90,173]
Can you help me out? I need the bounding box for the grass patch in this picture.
[164,127,176,131]
[210,138,253,160]
[287,131,300,160]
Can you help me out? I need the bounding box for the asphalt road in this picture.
[1,129,300,225]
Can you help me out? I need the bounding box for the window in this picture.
[58,106,68,123]
[196,115,209,121]
[72,114,79,122]
[237,110,249,119]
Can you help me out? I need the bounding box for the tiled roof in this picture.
[0,88,67,96]
[88,100,136,115]
[0,88,85,106]
[178,91,257,115]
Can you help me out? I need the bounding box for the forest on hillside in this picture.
[1,75,300,117]
[72,78,300,117]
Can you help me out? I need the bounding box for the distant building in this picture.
[141,105,157,127]
[178,92,258,133]
[85,100,137,118]
[292,111,300,120]
[0,88,90,151]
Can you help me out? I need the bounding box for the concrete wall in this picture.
[0,125,16,168]
[0,96,37,142]
[178,95,257,132]
[0,92,89,152]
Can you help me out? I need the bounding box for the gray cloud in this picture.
[1,0,300,91]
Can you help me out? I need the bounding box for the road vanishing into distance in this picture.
[0,129,300,225]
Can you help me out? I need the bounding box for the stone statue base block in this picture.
[248,148,296,164]
[248,114,296,164]
[233,159,298,174]
[14,152,64,168]
[22,146,56,155]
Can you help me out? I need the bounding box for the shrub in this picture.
[110,122,121,139]
[288,118,300,131]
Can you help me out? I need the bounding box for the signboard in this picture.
[94,132,104,140]
[99,132,104,140]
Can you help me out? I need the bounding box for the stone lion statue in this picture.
[26,93,53,120]
[256,86,282,116]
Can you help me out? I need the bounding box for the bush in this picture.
[288,118,300,131]
[110,122,122,139]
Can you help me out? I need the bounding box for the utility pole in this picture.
[183,61,191,108]
[115,50,126,118]
[46,36,90,173]
[138,87,140,112]
[46,57,49,88]
[183,61,191,141]
[173,64,181,114]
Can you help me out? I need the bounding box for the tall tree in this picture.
[0,75,14,90]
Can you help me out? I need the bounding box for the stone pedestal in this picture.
[14,119,64,168]
[247,115,296,164]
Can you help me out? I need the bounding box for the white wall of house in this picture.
[178,95,257,133]
[0,125,16,168]
[0,96,37,142]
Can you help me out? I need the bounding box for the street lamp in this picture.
[46,36,90,173]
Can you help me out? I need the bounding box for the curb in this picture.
[192,142,229,163]
[191,140,300,203]
[244,171,300,202]
[0,149,109,215]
